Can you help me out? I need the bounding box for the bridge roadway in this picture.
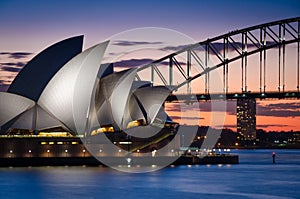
[166,91,300,102]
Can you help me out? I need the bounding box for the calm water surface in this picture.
[0,149,299,199]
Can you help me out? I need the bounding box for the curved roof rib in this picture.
[38,41,109,134]
[8,36,83,101]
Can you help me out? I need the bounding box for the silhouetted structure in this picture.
[237,98,256,140]
[272,152,276,164]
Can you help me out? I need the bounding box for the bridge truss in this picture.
[135,17,300,98]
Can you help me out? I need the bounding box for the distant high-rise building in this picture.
[237,98,256,140]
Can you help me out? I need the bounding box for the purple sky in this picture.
[0,0,299,131]
[0,0,299,50]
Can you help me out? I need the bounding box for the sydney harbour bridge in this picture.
[132,17,300,139]
[135,17,300,101]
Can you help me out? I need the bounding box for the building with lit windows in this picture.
[236,98,256,140]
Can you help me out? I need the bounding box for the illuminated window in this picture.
[38,132,71,137]
[91,125,115,135]
[127,119,145,128]
[40,142,47,145]
[119,142,132,145]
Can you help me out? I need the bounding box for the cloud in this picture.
[0,79,11,92]
[257,102,300,117]
[0,79,11,85]
[256,124,292,128]
[1,66,22,73]
[215,124,291,129]
[0,62,26,73]
[167,101,300,118]
[109,58,185,68]
[204,41,277,55]
[215,124,236,129]
[112,40,164,46]
[0,52,32,59]
[165,101,236,114]
[1,62,26,68]
[198,101,236,114]
[113,58,154,68]
[170,115,204,120]
[265,103,300,110]
[165,102,200,112]
[159,44,191,52]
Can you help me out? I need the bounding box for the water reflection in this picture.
[0,150,299,199]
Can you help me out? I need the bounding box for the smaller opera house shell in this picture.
[0,36,173,136]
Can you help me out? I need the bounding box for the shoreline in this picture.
[0,155,239,167]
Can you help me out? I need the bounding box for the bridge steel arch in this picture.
[136,17,300,97]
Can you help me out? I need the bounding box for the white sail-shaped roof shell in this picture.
[131,86,171,124]
[96,69,137,129]
[38,41,109,134]
[95,70,171,131]
[122,86,171,138]
[109,69,137,128]
[7,36,83,101]
[0,92,35,127]
[10,105,66,131]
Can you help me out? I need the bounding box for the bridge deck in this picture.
[167,91,300,101]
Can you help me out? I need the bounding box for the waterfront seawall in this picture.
[0,155,238,167]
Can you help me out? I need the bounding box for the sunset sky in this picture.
[0,0,300,132]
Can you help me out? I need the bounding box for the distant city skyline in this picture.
[0,0,300,131]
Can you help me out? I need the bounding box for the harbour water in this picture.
[0,149,299,199]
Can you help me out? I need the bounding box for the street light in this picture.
[47,150,50,157]
[82,149,86,157]
[65,149,68,157]
[28,150,32,157]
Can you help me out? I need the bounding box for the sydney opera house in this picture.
[0,36,178,159]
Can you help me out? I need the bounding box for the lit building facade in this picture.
[237,98,256,140]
